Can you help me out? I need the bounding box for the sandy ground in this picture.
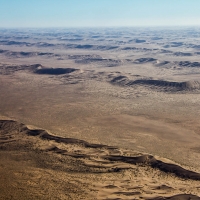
[1,27,200,199]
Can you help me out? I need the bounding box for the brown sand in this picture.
[1,119,200,199]
[1,27,200,199]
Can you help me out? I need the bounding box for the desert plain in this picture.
[0,27,200,199]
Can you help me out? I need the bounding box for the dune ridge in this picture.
[110,75,200,91]
[1,119,200,181]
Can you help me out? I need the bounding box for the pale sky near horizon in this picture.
[0,0,200,28]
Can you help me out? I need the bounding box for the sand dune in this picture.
[134,58,157,64]
[75,58,124,67]
[1,119,200,199]
[0,49,56,58]
[178,61,200,68]
[0,63,41,75]
[134,58,200,69]
[173,52,193,56]
[155,61,170,66]
[0,40,31,46]
[110,75,200,91]
[68,54,102,60]
[152,194,200,200]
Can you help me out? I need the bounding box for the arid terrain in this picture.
[1,27,200,199]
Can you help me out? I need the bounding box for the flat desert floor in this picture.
[1,27,200,199]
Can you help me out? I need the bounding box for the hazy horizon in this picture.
[1,25,200,29]
[0,0,200,28]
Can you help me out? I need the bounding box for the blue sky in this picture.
[0,0,200,27]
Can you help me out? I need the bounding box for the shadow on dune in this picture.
[103,155,200,180]
[34,68,78,75]
[151,194,200,200]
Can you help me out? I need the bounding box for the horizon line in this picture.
[1,25,200,29]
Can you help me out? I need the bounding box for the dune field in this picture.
[1,27,200,199]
